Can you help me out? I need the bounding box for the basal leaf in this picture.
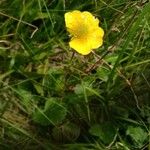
[89,123,117,144]
[32,98,67,126]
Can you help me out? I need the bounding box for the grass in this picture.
[0,0,150,149]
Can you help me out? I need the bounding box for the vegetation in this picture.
[0,0,150,149]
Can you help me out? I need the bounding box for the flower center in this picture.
[73,24,88,38]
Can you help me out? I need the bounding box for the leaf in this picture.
[35,12,49,20]
[14,83,35,113]
[126,126,148,145]
[43,67,65,94]
[74,82,102,98]
[74,84,84,95]
[89,123,117,144]
[105,55,118,66]
[33,82,44,96]
[52,122,80,142]
[97,66,110,82]
[32,98,67,126]
[33,52,48,60]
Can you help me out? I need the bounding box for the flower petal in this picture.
[65,10,82,32]
[90,27,104,49]
[69,37,92,55]
[82,11,99,27]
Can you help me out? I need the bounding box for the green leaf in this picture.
[33,82,44,96]
[89,123,117,144]
[74,82,102,98]
[74,83,85,95]
[97,66,110,82]
[105,55,118,66]
[32,98,67,126]
[52,122,80,142]
[43,67,65,94]
[126,126,148,145]
[33,52,48,60]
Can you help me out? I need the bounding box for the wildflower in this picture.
[65,10,104,55]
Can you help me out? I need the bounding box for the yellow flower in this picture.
[65,10,104,55]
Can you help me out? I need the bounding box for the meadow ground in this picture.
[0,0,150,149]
